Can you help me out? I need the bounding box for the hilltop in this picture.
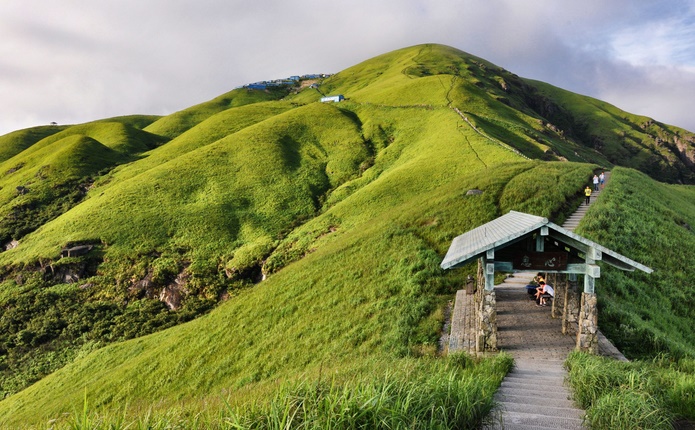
[0,44,693,427]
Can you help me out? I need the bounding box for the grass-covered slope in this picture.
[100,102,297,185]
[576,167,695,358]
[2,102,368,264]
[0,151,590,425]
[559,168,695,429]
[530,81,695,184]
[0,122,167,246]
[144,86,291,139]
[307,44,695,184]
[0,126,67,163]
[0,43,693,427]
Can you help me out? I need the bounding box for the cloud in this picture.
[611,20,695,69]
[1,0,695,135]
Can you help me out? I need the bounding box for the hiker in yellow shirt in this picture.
[584,186,592,205]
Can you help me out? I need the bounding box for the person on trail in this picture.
[584,186,592,205]
[535,281,554,306]
[593,174,600,191]
[525,273,545,298]
[599,171,605,188]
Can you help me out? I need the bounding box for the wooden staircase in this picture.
[485,358,586,429]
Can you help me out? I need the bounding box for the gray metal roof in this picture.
[441,210,653,274]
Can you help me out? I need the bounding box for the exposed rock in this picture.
[3,240,19,251]
[6,163,24,175]
[160,285,182,310]
[159,270,189,310]
[466,189,483,196]
[132,278,155,297]
[16,186,28,195]
[128,271,157,299]
[45,262,88,284]
[674,136,695,167]
[545,123,562,134]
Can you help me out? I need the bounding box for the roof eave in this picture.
[545,222,653,274]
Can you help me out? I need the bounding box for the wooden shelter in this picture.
[441,211,652,353]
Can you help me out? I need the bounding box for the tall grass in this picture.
[566,167,695,427]
[566,352,694,429]
[577,167,695,358]
[47,353,512,430]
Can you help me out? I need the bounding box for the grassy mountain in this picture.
[0,43,693,427]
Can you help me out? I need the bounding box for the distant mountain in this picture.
[0,44,693,426]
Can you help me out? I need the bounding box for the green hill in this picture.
[0,43,693,428]
[0,126,67,163]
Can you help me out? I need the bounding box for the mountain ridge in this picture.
[0,43,693,427]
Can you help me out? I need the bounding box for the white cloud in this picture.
[611,17,695,68]
[2,0,695,135]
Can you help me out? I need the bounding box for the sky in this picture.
[2,0,695,136]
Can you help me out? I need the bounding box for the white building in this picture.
[320,95,344,103]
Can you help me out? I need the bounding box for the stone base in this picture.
[576,292,598,353]
[477,290,498,352]
[563,277,580,336]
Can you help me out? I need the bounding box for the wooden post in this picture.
[475,259,483,353]
[563,274,580,335]
[551,273,563,319]
[483,250,495,291]
[562,276,569,334]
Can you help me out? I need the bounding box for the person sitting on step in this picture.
[526,272,545,299]
[535,281,554,306]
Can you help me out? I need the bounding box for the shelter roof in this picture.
[441,210,652,274]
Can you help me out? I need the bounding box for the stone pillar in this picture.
[576,292,599,353]
[476,290,498,352]
[563,275,580,335]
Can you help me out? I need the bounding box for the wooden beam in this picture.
[493,261,514,272]
[493,261,587,274]
[547,232,588,254]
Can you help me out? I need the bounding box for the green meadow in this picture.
[0,44,693,428]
